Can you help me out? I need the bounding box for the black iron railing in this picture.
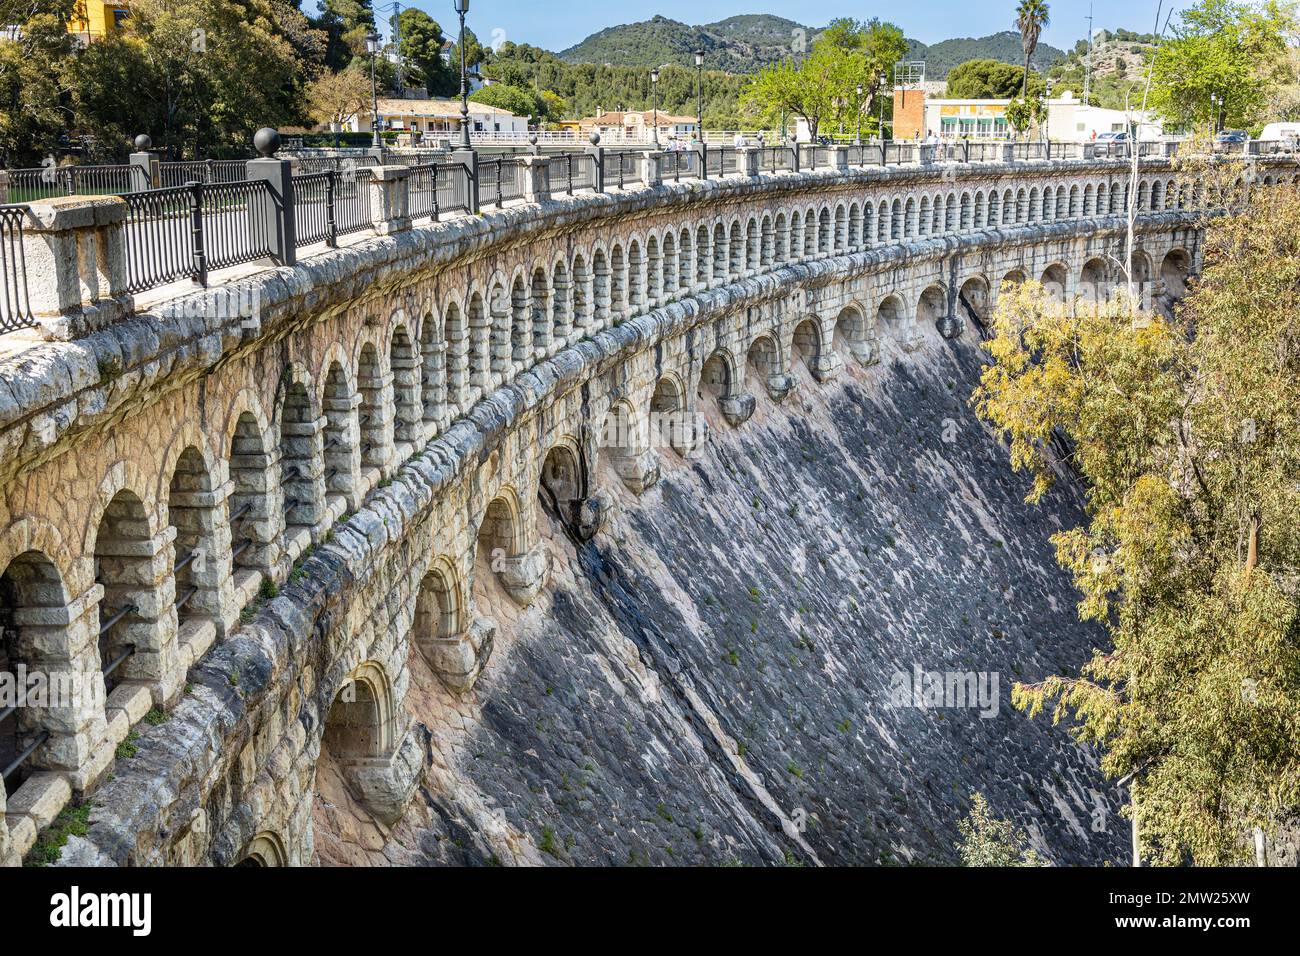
[480,157,524,207]
[548,152,596,194]
[333,166,374,237]
[3,163,150,201]
[0,205,33,334]
[123,179,276,293]
[160,159,248,187]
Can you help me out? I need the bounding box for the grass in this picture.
[24,802,93,867]
[144,706,170,726]
[115,729,141,760]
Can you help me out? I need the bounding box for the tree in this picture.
[956,793,1048,866]
[0,2,77,162]
[313,0,375,72]
[974,182,1300,865]
[1148,0,1294,133]
[1005,92,1047,135]
[469,83,539,122]
[948,59,1045,98]
[306,66,371,130]
[397,7,456,96]
[1015,0,1052,97]
[741,19,907,140]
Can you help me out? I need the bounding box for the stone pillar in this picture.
[20,196,132,341]
[829,146,851,171]
[128,145,160,190]
[358,367,395,476]
[0,168,8,204]
[100,524,184,706]
[324,392,364,511]
[739,146,760,177]
[918,144,937,166]
[585,139,605,193]
[245,136,296,266]
[1081,143,1097,160]
[452,148,479,213]
[367,166,411,235]
[1001,142,1017,164]
[6,583,108,786]
[390,348,422,446]
[641,150,663,187]
[520,155,551,203]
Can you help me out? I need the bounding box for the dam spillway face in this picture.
[316,329,1119,867]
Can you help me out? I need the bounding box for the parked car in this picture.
[1215,129,1248,146]
[1095,130,1129,143]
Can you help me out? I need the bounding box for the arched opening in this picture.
[228,411,272,577]
[531,266,552,355]
[890,198,902,240]
[677,229,693,290]
[1161,248,1192,298]
[1041,264,1068,303]
[833,205,847,252]
[818,207,831,254]
[279,379,319,532]
[652,374,698,457]
[571,255,591,334]
[698,351,733,414]
[419,313,445,429]
[712,223,728,280]
[237,832,287,867]
[904,197,917,238]
[509,275,530,367]
[475,492,525,603]
[645,235,661,303]
[323,665,391,762]
[660,234,676,298]
[803,208,817,256]
[593,249,611,327]
[322,361,356,503]
[94,490,156,693]
[792,318,821,371]
[1001,269,1027,291]
[695,225,710,286]
[917,285,947,333]
[466,291,489,388]
[834,304,871,359]
[747,334,780,391]
[551,260,572,343]
[919,196,931,237]
[539,443,584,529]
[727,222,742,277]
[958,276,990,332]
[390,325,421,445]
[168,446,221,633]
[357,344,386,471]
[627,240,643,309]
[1,551,73,794]
[1079,258,1109,305]
[444,301,469,411]
[609,244,627,314]
[877,294,907,336]
[746,219,760,272]
[415,562,463,647]
[1130,250,1153,293]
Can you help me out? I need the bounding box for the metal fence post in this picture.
[245,128,296,266]
[188,180,208,287]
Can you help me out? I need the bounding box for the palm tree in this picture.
[1015,0,1051,98]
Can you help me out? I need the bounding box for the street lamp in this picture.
[694,49,705,153]
[1210,93,1224,134]
[454,0,472,150]
[855,84,864,145]
[650,68,660,147]
[367,32,382,149]
[878,73,888,142]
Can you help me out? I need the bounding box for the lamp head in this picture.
[366,32,381,54]
[454,0,470,13]
[694,50,704,67]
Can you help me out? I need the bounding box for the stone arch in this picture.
[833,204,847,252]
[960,191,973,230]
[890,198,903,240]
[237,832,288,867]
[848,202,862,249]
[862,203,875,246]
[414,554,489,693]
[818,206,832,254]
[834,303,875,365]
[712,222,728,279]
[676,228,692,291]
[699,349,737,404]
[651,372,702,457]
[627,238,644,309]
[876,200,889,244]
[877,293,907,335]
[443,299,469,411]
[695,224,711,286]
[1001,188,1014,225]
[321,359,358,506]
[1028,186,1040,223]
[1068,184,1080,218]
[1161,248,1192,297]
[531,264,553,354]
[1130,249,1154,290]
[645,234,661,304]
[477,488,526,564]
[727,220,742,277]
[945,193,958,232]
[609,243,627,314]
[1041,185,1054,221]
[958,275,991,330]
[167,445,224,634]
[1079,257,1110,305]
[417,310,445,428]
[746,218,760,272]
[539,440,587,532]
[277,368,323,534]
[1083,183,1096,216]
[759,215,773,268]
[1041,263,1069,302]
[546,257,571,345]
[974,191,987,229]
[226,400,276,577]
[389,324,420,445]
[1014,187,1028,224]
[918,195,932,236]
[791,317,823,371]
[591,247,611,326]
[93,487,168,695]
[509,273,530,367]
[323,660,396,761]
[660,232,676,298]
[772,213,787,263]
[356,341,388,471]
[917,284,949,335]
[1001,268,1027,290]
[1,549,78,791]
[904,197,917,239]
[803,206,817,256]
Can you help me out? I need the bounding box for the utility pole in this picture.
[1083,2,1095,107]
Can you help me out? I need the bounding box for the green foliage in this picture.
[974,181,1300,863]
[1148,0,1295,133]
[397,7,457,96]
[1004,92,1048,133]
[947,59,1046,98]
[469,83,553,123]
[741,19,908,139]
[24,801,92,867]
[910,31,1067,79]
[559,14,810,74]
[1015,0,1053,97]
[956,793,1048,866]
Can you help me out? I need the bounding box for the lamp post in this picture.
[694,50,704,146]
[367,32,382,149]
[1210,92,1224,135]
[650,67,660,147]
[855,84,864,145]
[878,73,888,141]
[455,0,472,150]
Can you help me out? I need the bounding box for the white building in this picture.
[915,91,1162,142]
[347,97,527,144]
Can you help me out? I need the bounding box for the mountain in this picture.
[560,17,1068,79]
[907,32,1067,79]
[558,14,814,73]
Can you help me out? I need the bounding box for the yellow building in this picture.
[68,1,132,42]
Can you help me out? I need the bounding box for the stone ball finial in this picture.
[134,134,152,151]
[589,131,601,146]
[253,128,281,158]
[529,133,538,146]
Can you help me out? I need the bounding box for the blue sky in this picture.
[355,0,1194,53]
